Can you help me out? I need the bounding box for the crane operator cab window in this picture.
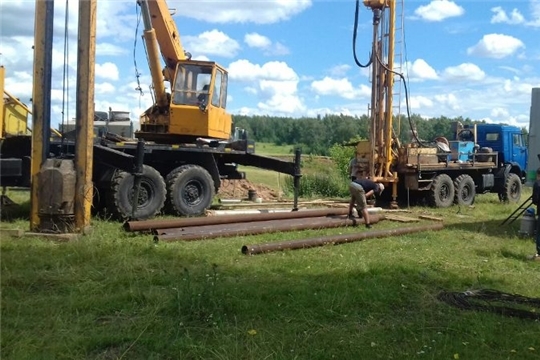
[172,63,227,110]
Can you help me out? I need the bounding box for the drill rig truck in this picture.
[353,0,527,208]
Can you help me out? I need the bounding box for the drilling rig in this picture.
[354,0,527,208]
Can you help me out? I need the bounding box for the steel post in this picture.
[131,138,145,219]
[242,223,444,255]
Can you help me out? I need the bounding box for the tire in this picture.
[166,165,215,216]
[453,174,476,206]
[428,174,455,208]
[106,165,166,220]
[499,173,521,203]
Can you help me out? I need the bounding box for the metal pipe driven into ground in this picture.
[125,208,350,232]
[153,214,384,242]
[242,223,445,255]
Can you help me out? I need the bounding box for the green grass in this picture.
[254,142,295,156]
[2,190,540,359]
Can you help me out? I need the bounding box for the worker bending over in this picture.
[348,177,384,228]
[532,168,540,261]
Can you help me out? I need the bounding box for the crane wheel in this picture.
[428,174,455,208]
[106,165,166,220]
[165,165,215,216]
[453,174,476,206]
[499,173,521,203]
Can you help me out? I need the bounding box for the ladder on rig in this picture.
[501,195,534,226]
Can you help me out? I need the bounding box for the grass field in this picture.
[2,187,540,359]
[254,143,296,157]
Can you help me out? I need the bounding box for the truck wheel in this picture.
[106,165,166,220]
[166,165,215,216]
[499,173,521,203]
[453,174,476,206]
[428,174,455,208]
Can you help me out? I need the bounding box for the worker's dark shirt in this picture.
[353,178,379,194]
[533,180,540,206]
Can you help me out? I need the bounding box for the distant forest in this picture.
[233,114,529,156]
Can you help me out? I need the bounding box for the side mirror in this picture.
[199,99,207,112]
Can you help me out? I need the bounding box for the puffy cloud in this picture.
[405,59,438,81]
[95,62,119,81]
[244,33,272,48]
[414,0,464,22]
[310,77,370,100]
[409,96,434,109]
[244,33,289,56]
[467,34,524,59]
[329,64,351,77]
[96,43,128,57]
[442,63,486,81]
[95,82,116,95]
[490,107,510,118]
[229,60,298,81]
[228,59,304,115]
[490,7,525,24]
[184,30,240,58]
[169,0,312,24]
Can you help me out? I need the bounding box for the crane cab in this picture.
[138,60,232,142]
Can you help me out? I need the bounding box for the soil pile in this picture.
[217,179,281,201]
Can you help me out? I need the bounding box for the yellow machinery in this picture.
[354,0,402,206]
[137,0,232,142]
[0,67,31,137]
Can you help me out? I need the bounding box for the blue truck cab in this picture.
[474,124,528,181]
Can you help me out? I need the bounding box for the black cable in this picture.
[133,3,144,98]
[353,0,372,68]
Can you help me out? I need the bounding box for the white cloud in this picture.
[490,7,525,25]
[405,59,438,81]
[329,64,351,77]
[414,1,464,22]
[244,33,272,48]
[228,59,304,115]
[442,63,486,81]
[244,33,289,56]
[169,0,312,24]
[310,77,371,100]
[184,30,240,58]
[490,107,510,118]
[467,34,524,59]
[95,62,119,81]
[434,93,461,111]
[409,96,434,109]
[229,60,298,81]
[96,43,128,57]
[95,82,116,95]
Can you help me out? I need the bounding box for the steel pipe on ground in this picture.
[242,223,444,255]
[126,208,350,232]
[153,215,384,242]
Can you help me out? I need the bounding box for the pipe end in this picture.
[241,245,249,255]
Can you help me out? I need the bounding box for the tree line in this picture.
[233,114,529,156]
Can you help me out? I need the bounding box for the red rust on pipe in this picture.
[241,223,444,255]
[125,208,350,232]
[153,215,384,242]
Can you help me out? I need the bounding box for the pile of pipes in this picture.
[124,208,444,255]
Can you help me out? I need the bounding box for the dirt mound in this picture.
[217,179,281,201]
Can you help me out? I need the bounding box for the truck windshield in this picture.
[172,63,216,106]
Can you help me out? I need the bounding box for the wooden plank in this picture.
[384,214,420,223]
[419,215,444,222]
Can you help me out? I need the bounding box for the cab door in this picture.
[510,131,528,171]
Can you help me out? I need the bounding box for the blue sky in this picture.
[1,0,539,129]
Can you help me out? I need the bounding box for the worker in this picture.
[348,154,358,181]
[532,167,540,261]
[348,177,384,228]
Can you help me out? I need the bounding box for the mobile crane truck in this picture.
[353,0,527,208]
[0,0,301,223]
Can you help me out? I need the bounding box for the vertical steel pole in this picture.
[74,0,97,231]
[30,0,54,231]
[293,147,302,211]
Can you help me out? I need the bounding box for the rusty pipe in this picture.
[126,208,350,232]
[242,223,444,255]
[153,215,384,242]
